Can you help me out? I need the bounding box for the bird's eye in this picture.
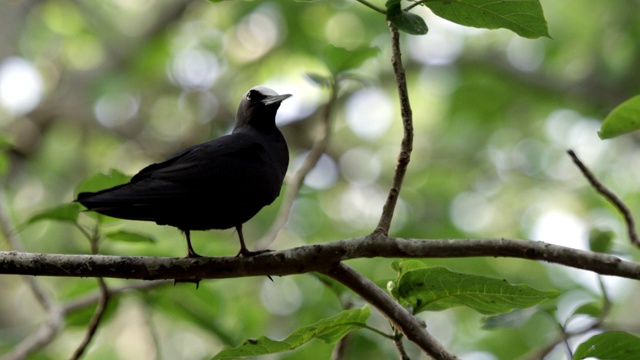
[246,90,257,101]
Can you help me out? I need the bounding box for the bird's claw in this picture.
[236,248,273,257]
[174,278,202,289]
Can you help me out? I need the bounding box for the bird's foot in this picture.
[236,248,273,257]
[236,248,274,281]
[174,278,201,289]
[187,249,202,258]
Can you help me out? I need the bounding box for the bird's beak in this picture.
[261,93,292,106]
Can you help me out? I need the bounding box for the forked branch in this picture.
[568,149,640,247]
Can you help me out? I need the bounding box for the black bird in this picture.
[77,86,291,258]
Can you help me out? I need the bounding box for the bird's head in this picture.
[234,86,292,131]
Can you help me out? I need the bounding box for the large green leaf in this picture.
[212,307,370,359]
[598,95,640,139]
[105,230,156,243]
[574,332,640,360]
[389,263,559,315]
[24,202,82,226]
[424,0,549,39]
[74,169,130,196]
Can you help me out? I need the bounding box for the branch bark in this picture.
[2,237,638,280]
[2,236,640,359]
[322,263,457,359]
[568,149,640,248]
[376,22,414,235]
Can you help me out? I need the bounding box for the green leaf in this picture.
[305,73,332,88]
[322,45,379,75]
[386,0,429,35]
[25,202,82,226]
[572,302,602,319]
[574,332,640,360]
[105,230,156,243]
[212,307,370,359]
[598,95,640,139]
[75,169,130,196]
[423,0,550,39]
[390,259,429,273]
[482,308,537,329]
[390,266,559,315]
[589,228,615,253]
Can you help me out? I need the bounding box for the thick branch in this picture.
[377,22,414,235]
[323,263,457,359]
[1,237,638,280]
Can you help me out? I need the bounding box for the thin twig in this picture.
[404,1,426,12]
[69,278,109,360]
[257,80,337,249]
[322,263,457,359]
[330,333,351,360]
[70,225,110,360]
[567,149,640,247]
[0,189,53,310]
[526,274,613,360]
[393,327,411,360]
[355,0,387,14]
[63,280,171,314]
[376,22,414,235]
[3,306,65,360]
[0,188,63,360]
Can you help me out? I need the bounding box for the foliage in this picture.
[388,261,558,315]
[212,307,370,359]
[599,95,640,139]
[1,0,639,359]
[573,332,640,360]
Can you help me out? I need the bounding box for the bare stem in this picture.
[70,224,110,360]
[393,327,411,360]
[376,22,414,235]
[568,149,640,247]
[355,0,387,14]
[69,278,109,360]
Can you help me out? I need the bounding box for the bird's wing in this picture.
[79,133,269,205]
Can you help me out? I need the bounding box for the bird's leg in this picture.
[183,230,201,258]
[235,224,273,281]
[235,224,271,257]
[175,229,201,288]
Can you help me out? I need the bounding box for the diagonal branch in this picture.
[70,227,110,360]
[567,149,640,248]
[376,22,414,235]
[322,262,457,359]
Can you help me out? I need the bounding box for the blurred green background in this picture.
[1,0,639,359]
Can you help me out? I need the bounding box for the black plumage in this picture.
[77,86,291,257]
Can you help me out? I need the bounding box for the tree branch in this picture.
[376,22,414,235]
[322,262,457,359]
[568,149,640,247]
[2,237,638,280]
[3,237,640,358]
